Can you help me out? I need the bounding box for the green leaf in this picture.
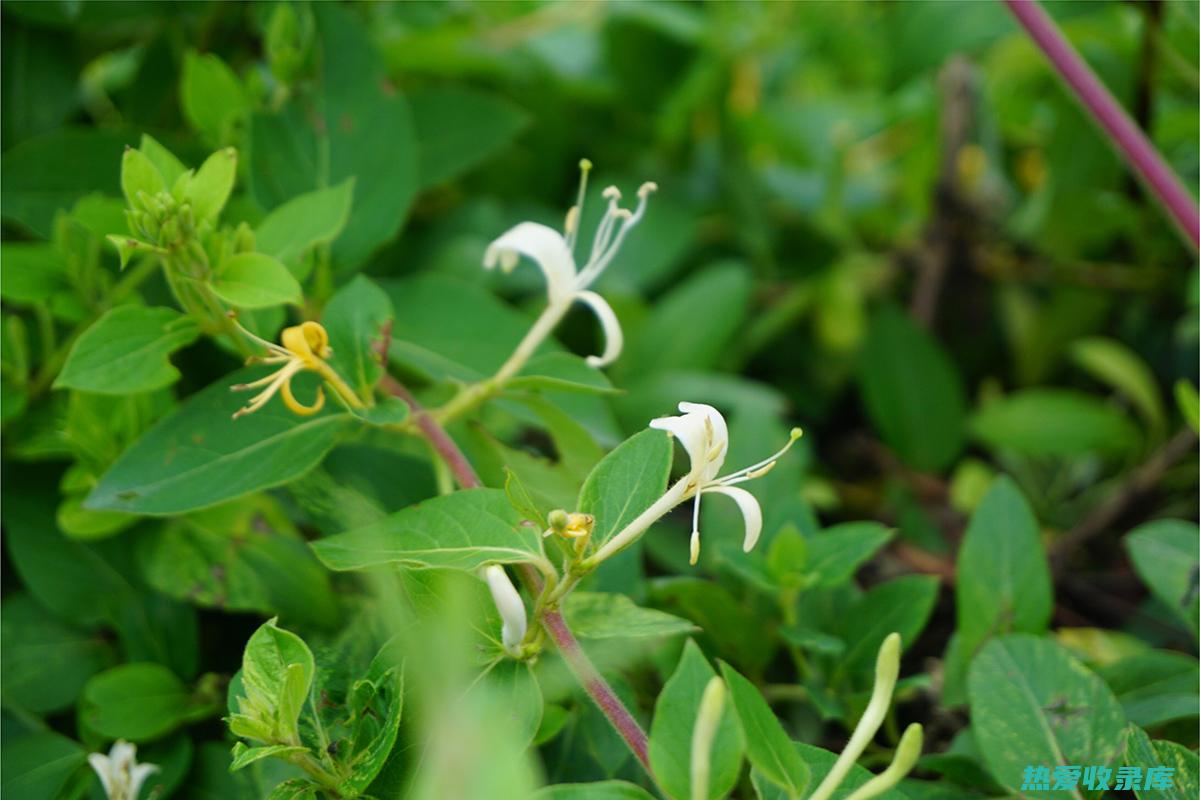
[267,778,321,799]
[248,5,418,268]
[0,729,86,800]
[968,635,1127,800]
[322,275,392,400]
[239,619,315,737]
[82,662,214,741]
[719,660,809,799]
[255,178,354,277]
[1069,337,1165,432]
[85,367,357,515]
[106,234,167,270]
[1124,725,1199,800]
[802,522,894,587]
[969,389,1141,457]
[1174,380,1199,434]
[955,476,1052,665]
[181,50,248,145]
[1097,650,1200,727]
[230,742,308,771]
[531,782,657,800]
[563,592,697,640]
[0,242,68,303]
[1,127,133,236]
[121,145,166,210]
[650,577,774,673]
[136,496,339,627]
[350,396,411,427]
[466,660,541,752]
[752,742,909,800]
[578,429,673,546]
[410,86,529,187]
[138,134,188,187]
[0,593,114,713]
[212,252,301,309]
[1124,519,1199,633]
[312,488,546,572]
[54,306,200,394]
[340,662,405,793]
[509,352,618,396]
[649,640,744,800]
[858,306,967,471]
[839,575,939,673]
[187,146,237,223]
[622,262,752,377]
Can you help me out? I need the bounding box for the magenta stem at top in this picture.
[1003,0,1199,249]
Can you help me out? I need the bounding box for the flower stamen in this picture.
[230,320,362,419]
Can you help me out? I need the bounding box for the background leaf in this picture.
[858,306,966,471]
[649,640,744,800]
[1124,519,1200,633]
[970,390,1141,457]
[720,660,810,798]
[968,635,1127,800]
[410,86,529,188]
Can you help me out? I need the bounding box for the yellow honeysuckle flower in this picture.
[231,320,363,419]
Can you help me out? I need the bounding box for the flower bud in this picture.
[482,565,527,657]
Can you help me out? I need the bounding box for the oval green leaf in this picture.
[85,367,357,515]
[212,252,302,309]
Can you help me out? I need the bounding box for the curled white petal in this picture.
[649,402,729,482]
[649,413,709,476]
[88,754,114,797]
[483,565,527,655]
[483,222,577,305]
[705,485,763,552]
[574,290,623,368]
[678,402,728,468]
[129,763,161,799]
[109,741,137,769]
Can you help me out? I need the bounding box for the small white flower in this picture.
[88,740,159,800]
[482,564,528,657]
[483,160,656,368]
[650,402,801,565]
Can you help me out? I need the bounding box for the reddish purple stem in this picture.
[379,370,653,773]
[1003,0,1199,249]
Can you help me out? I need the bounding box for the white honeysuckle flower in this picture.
[88,740,159,800]
[482,564,527,657]
[482,160,656,368]
[649,402,802,565]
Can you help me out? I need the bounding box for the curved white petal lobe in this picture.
[129,763,161,798]
[649,412,710,477]
[88,754,114,797]
[678,402,729,479]
[706,485,763,553]
[483,222,577,304]
[574,290,623,368]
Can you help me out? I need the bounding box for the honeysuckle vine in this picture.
[92,141,928,792]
